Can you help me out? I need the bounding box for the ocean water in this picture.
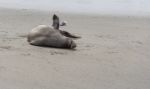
[0,0,150,16]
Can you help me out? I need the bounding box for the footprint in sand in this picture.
[95,34,115,39]
[107,51,120,54]
[0,31,8,34]
[0,46,11,50]
[49,50,68,55]
[21,53,31,56]
[132,41,143,45]
[18,34,27,38]
[0,66,7,72]
[0,31,8,37]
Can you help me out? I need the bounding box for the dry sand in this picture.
[0,8,150,89]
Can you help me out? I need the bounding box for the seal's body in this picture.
[27,14,80,49]
[28,25,76,49]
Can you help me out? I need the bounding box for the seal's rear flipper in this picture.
[60,30,81,39]
[52,14,60,30]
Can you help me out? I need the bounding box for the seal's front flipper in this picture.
[52,14,60,30]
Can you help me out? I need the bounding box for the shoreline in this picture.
[1,6,150,18]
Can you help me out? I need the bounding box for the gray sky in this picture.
[0,0,149,16]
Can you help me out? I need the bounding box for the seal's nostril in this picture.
[73,44,77,48]
[71,41,76,49]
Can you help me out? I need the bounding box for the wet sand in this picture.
[0,8,150,89]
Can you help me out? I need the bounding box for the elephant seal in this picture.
[27,14,79,49]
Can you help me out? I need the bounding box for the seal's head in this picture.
[65,38,77,49]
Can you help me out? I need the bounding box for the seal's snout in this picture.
[70,40,76,49]
[66,38,76,49]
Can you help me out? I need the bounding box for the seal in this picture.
[27,14,80,49]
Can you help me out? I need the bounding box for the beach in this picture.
[0,8,150,89]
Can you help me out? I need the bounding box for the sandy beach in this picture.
[0,8,150,89]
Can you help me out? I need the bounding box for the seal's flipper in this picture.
[52,14,60,30]
[60,30,81,39]
[60,21,67,26]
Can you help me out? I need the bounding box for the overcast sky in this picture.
[0,0,149,16]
